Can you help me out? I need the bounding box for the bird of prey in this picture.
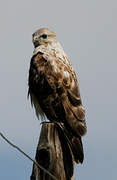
[28,28,87,163]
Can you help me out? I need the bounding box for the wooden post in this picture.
[30,123,74,180]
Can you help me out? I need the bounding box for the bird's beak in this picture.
[33,34,38,41]
[33,34,38,42]
[32,33,40,48]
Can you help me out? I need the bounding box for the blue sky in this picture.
[0,0,117,179]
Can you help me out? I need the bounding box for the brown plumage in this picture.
[28,28,87,163]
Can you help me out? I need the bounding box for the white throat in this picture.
[33,41,67,59]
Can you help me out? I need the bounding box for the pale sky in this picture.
[0,0,117,179]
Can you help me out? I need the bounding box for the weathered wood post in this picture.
[30,123,74,180]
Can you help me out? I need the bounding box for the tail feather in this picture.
[71,136,84,163]
[56,122,84,164]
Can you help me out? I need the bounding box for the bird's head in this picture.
[32,28,57,48]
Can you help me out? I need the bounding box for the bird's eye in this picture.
[41,34,47,39]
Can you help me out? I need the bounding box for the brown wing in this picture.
[28,52,87,163]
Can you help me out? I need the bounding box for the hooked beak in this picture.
[33,34,38,41]
[32,33,40,47]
